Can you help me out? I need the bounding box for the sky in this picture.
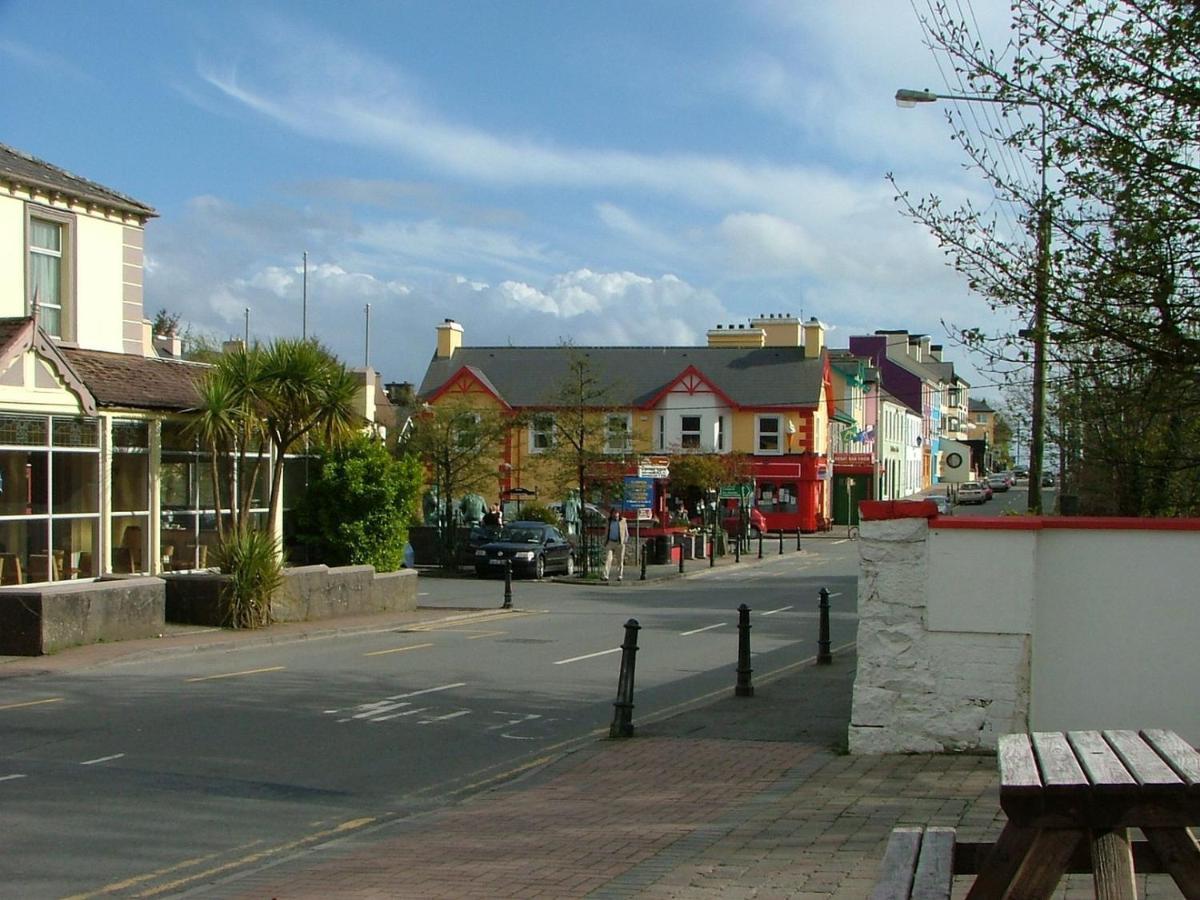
[0,0,1024,400]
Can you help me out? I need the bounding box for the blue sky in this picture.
[1,0,1020,396]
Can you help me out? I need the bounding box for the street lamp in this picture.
[895,87,1049,514]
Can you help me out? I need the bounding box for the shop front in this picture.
[831,452,877,526]
[751,454,830,533]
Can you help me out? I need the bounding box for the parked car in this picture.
[979,480,994,500]
[1041,472,1056,486]
[721,506,768,537]
[474,521,575,579]
[958,482,987,505]
[986,473,1011,492]
[1012,466,1029,479]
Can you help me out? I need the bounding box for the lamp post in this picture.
[896,87,1049,514]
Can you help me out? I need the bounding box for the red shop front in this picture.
[751,454,830,533]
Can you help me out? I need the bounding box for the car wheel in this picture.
[535,555,545,579]
[565,554,575,576]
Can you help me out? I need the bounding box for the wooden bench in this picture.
[871,826,955,899]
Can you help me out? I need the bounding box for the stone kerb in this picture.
[849,501,1030,754]
[0,576,165,656]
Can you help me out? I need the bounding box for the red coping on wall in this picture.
[858,501,1200,531]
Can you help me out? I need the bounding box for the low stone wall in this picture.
[0,576,165,656]
[164,566,418,626]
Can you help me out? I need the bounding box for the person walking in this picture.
[603,507,629,582]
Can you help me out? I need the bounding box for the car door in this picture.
[544,527,568,571]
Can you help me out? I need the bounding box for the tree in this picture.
[296,434,423,571]
[538,347,620,575]
[190,339,360,544]
[405,400,514,567]
[894,0,1200,514]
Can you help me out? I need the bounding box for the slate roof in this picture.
[968,396,995,413]
[418,346,827,409]
[0,142,156,219]
[62,348,206,411]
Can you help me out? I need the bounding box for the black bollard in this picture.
[709,531,715,567]
[679,541,685,574]
[502,559,513,609]
[734,531,740,563]
[735,603,754,697]
[640,542,647,581]
[796,528,802,552]
[817,588,832,664]
[778,530,784,555]
[758,531,763,559]
[609,618,641,738]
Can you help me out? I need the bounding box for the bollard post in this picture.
[735,603,754,697]
[502,559,513,609]
[640,541,647,581]
[609,618,641,738]
[709,532,716,568]
[734,531,740,563]
[758,531,763,559]
[778,530,784,555]
[679,540,685,574]
[796,528,802,552]
[817,588,832,665]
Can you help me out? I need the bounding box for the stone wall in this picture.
[849,505,1030,754]
[0,576,165,656]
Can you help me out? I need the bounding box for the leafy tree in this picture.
[405,399,514,567]
[296,435,422,571]
[894,0,1200,514]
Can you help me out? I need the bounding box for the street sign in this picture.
[637,464,670,479]
[623,476,655,512]
[718,483,753,501]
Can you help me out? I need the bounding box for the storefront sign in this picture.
[833,452,875,468]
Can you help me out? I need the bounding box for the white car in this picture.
[958,482,986,505]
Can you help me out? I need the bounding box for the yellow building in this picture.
[416,315,837,532]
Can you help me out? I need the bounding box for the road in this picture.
[0,541,859,899]
[946,477,1056,517]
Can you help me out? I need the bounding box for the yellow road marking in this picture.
[364,642,434,657]
[0,697,63,712]
[185,666,285,683]
[60,844,262,899]
[131,817,376,897]
[466,630,506,640]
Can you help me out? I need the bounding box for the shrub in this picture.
[295,436,423,571]
[514,502,559,525]
[213,529,283,629]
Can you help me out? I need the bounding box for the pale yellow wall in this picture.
[0,195,24,314]
[75,213,127,352]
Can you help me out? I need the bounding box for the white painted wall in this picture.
[655,389,731,453]
[851,514,1200,753]
[0,194,25,314]
[75,213,127,353]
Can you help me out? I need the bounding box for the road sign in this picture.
[623,476,655,511]
[637,464,669,479]
[718,483,753,501]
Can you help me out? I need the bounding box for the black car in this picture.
[1041,472,1056,486]
[474,521,575,579]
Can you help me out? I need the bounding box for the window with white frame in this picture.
[529,413,554,453]
[716,415,725,451]
[28,209,74,340]
[680,415,701,449]
[948,387,961,407]
[756,415,781,453]
[657,415,665,450]
[604,414,631,453]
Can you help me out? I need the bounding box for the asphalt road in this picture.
[947,478,1057,516]
[0,541,859,899]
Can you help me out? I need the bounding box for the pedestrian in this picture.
[603,507,629,582]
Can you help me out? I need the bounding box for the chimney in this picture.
[153,331,182,359]
[436,319,464,359]
[930,344,943,362]
[385,382,415,405]
[802,317,826,357]
[222,339,246,355]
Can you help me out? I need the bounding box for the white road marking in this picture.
[761,606,793,616]
[488,712,542,731]
[828,592,843,598]
[352,701,411,719]
[680,623,727,636]
[371,707,430,722]
[0,774,27,782]
[419,710,472,725]
[554,648,621,665]
[364,642,433,657]
[386,682,466,701]
[80,754,125,766]
[831,539,848,545]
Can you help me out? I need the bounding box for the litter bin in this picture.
[650,535,670,565]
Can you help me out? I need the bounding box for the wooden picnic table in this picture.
[967,728,1200,899]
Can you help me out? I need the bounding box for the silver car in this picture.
[958,482,986,505]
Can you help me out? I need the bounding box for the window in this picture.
[27,209,73,340]
[716,415,725,451]
[680,415,701,449]
[948,387,961,407]
[657,415,665,450]
[975,413,988,424]
[530,414,554,453]
[604,414,631,453]
[756,416,781,453]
